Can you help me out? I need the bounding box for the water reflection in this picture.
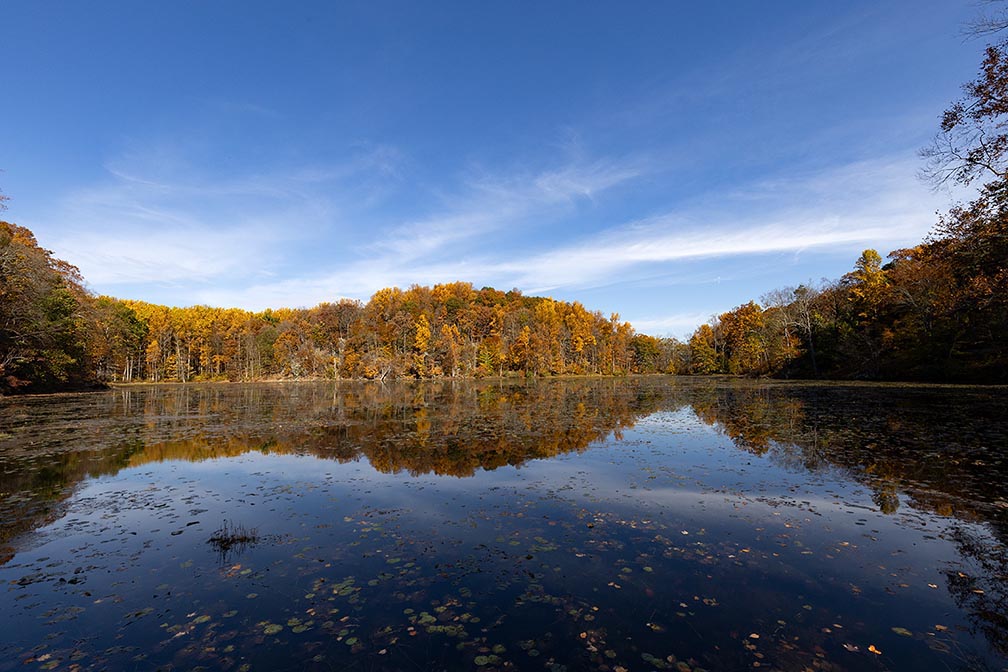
[0,380,664,559]
[688,381,1008,520]
[1,378,1007,670]
[4,380,1005,539]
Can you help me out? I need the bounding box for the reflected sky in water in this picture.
[1,378,1006,671]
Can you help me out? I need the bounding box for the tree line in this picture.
[107,284,684,384]
[0,223,685,393]
[683,219,1006,383]
[7,184,1003,393]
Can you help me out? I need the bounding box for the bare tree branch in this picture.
[963,0,1008,37]
[921,44,1008,190]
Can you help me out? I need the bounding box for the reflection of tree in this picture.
[0,379,673,561]
[689,383,806,455]
[0,440,142,561]
[945,525,1008,659]
[686,382,1008,523]
[870,483,901,515]
[117,380,665,477]
[685,381,1008,662]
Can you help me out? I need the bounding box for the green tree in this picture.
[0,221,97,392]
[688,324,720,374]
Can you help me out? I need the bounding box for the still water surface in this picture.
[1,378,1006,671]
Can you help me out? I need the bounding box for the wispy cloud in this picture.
[631,312,713,338]
[35,140,954,321]
[35,142,652,308]
[503,213,920,294]
[362,155,649,262]
[58,227,272,286]
[532,160,646,202]
[46,181,309,290]
[191,154,948,312]
[496,155,948,293]
[37,144,405,294]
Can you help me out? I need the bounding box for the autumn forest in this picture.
[2,43,1008,393]
[2,187,1004,395]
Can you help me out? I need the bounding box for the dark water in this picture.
[1,378,1006,672]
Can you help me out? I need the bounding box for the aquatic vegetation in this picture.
[208,520,260,563]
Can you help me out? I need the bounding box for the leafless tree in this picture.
[964,0,1008,37]
[762,282,823,377]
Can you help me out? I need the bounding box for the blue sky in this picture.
[0,1,987,337]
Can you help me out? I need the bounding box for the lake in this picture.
[1,378,1006,672]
